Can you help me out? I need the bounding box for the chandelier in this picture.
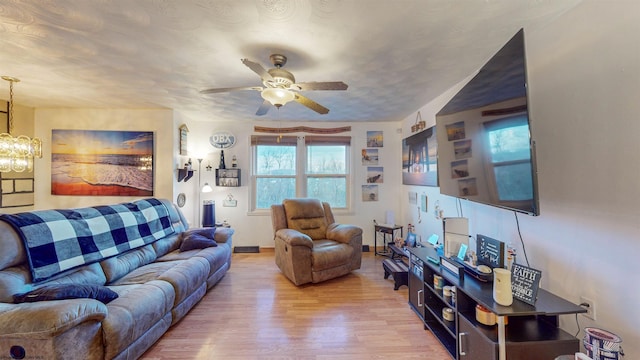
[0,76,42,172]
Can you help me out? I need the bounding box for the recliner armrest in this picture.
[326,223,363,244]
[0,299,107,337]
[274,229,314,249]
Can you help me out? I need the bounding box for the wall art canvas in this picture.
[445,121,466,141]
[51,129,154,196]
[366,131,383,147]
[362,185,379,201]
[367,166,383,183]
[402,125,438,186]
[361,148,379,165]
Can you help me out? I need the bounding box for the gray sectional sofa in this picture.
[0,198,233,360]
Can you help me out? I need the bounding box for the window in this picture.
[251,135,351,210]
[483,115,534,204]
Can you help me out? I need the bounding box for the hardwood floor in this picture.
[141,250,450,360]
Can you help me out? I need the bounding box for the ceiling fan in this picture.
[200,54,348,116]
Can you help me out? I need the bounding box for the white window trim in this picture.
[249,135,352,214]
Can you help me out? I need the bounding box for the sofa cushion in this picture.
[102,281,174,360]
[151,232,181,258]
[283,199,328,240]
[311,241,354,271]
[111,258,209,307]
[0,221,26,270]
[100,244,157,284]
[159,243,231,279]
[13,284,118,304]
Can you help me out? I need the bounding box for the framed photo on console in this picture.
[405,232,417,247]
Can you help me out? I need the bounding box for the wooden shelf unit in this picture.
[215,168,240,187]
[408,246,586,360]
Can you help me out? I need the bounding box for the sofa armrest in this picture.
[0,299,107,337]
[214,227,235,244]
[274,229,314,248]
[326,223,363,244]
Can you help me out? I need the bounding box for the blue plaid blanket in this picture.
[0,198,174,282]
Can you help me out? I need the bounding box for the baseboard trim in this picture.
[233,246,260,253]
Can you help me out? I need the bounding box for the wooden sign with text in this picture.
[511,263,542,305]
[476,234,505,268]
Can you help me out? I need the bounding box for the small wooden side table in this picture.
[374,224,403,256]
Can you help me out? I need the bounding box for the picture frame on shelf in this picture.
[405,232,417,247]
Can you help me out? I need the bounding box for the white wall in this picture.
[401,1,639,357]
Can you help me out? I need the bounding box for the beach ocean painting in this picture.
[51,130,154,196]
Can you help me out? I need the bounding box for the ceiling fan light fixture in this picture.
[261,87,295,107]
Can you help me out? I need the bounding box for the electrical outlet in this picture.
[580,296,596,320]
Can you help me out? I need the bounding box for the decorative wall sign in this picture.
[510,263,542,305]
[179,124,188,156]
[209,131,236,149]
[476,234,505,268]
[254,126,351,134]
[411,111,426,133]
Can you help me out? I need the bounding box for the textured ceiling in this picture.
[0,0,582,123]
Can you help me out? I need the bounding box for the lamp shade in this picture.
[202,183,213,193]
[261,87,295,107]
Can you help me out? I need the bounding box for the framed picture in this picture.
[366,166,383,183]
[361,149,379,165]
[51,129,154,196]
[366,131,383,147]
[405,232,417,247]
[402,125,438,186]
[362,185,378,201]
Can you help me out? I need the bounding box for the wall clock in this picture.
[177,193,186,208]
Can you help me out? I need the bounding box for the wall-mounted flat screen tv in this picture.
[435,29,539,215]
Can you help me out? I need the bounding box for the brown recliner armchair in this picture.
[271,198,363,286]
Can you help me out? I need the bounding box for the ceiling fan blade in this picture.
[200,86,262,94]
[293,93,329,114]
[241,58,274,82]
[291,81,348,91]
[255,100,271,116]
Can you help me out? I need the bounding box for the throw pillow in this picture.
[181,227,216,240]
[13,284,119,304]
[180,232,218,252]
